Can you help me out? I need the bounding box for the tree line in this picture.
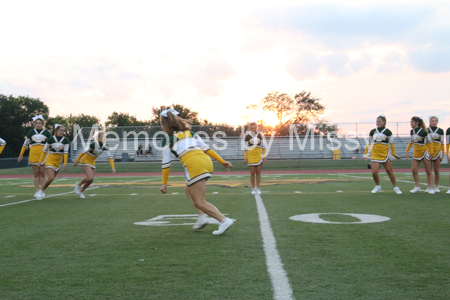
[0,91,334,157]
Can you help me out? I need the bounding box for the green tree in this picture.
[150,103,201,125]
[105,111,148,127]
[247,91,326,125]
[47,113,101,140]
[246,90,331,136]
[0,94,50,157]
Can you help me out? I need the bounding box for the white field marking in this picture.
[171,192,179,195]
[255,194,294,300]
[336,190,343,193]
[295,191,302,194]
[340,174,450,190]
[89,194,97,197]
[213,192,219,194]
[130,193,138,196]
[0,186,102,208]
[126,178,160,183]
[5,195,16,198]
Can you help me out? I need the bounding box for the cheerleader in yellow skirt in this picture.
[0,138,5,155]
[159,109,234,235]
[427,116,445,193]
[446,127,450,195]
[405,116,434,193]
[364,114,402,194]
[35,124,70,200]
[243,121,267,195]
[18,115,52,198]
[73,132,116,198]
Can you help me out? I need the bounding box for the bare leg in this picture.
[249,166,256,188]
[433,159,441,187]
[185,185,203,215]
[79,167,95,192]
[186,179,225,222]
[382,160,397,187]
[423,159,433,188]
[39,165,46,188]
[255,164,262,188]
[411,160,421,187]
[41,168,57,191]
[31,165,41,192]
[371,162,381,186]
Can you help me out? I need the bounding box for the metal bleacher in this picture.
[70,135,413,163]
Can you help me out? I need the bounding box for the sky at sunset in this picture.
[1,0,450,131]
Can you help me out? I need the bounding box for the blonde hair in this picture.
[429,116,438,125]
[377,115,387,127]
[160,112,191,134]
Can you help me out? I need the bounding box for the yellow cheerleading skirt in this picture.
[180,150,213,186]
[430,143,443,161]
[370,144,392,163]
[45,153,63,171]
[247,147,263,166]
[29,145,46,165]
[80,154,97,168]
[413,145,430,161]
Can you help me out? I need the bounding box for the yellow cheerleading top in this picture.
[446,127,450,155]
[39,135,70,169]
[0,137,5,155]
[161,130,225,185]
[75,141,115,169]
[244,130,267,166]
[364,127,397,163]
[427,127,445,156]
[405,128,432,159]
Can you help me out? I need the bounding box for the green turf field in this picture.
[1,173,450,299]
[0,158,416,175]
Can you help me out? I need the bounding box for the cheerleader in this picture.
[35,124,70,200]
[405,116,434,193]
[364,114,402,194]
[446,127,450,194]
[159,109,234,235]
[243,121,267,195]
[427,116,445,193]
[73,132,116,198]
[18,115,52,197]
[0,138,5,155]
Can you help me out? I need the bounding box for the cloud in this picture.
[409,46,450,73]
[180,58,235,97]
[286,51,350,80]
[259,4,434,49]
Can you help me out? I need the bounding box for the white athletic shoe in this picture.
[425,188,430,193]
[410,186,421,193]
[371,186,382,194]
[251,188,256,195]
[393,187,402,194]
[213,217,234,235]
[193,214,209,229]
[74,183,81,195]
[447,189,450,194]
[79,193,85,199]
[434,187,440,193]
[36,190,45,200]
[34,192,38,198]
[256,188,262,194]
[428,188,435,195]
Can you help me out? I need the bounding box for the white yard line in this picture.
[339,174,450,189]
[0,186,102,208]
[255,193,294,300]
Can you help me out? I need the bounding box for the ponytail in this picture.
[160,112,191,134]
[411,116,427,131]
